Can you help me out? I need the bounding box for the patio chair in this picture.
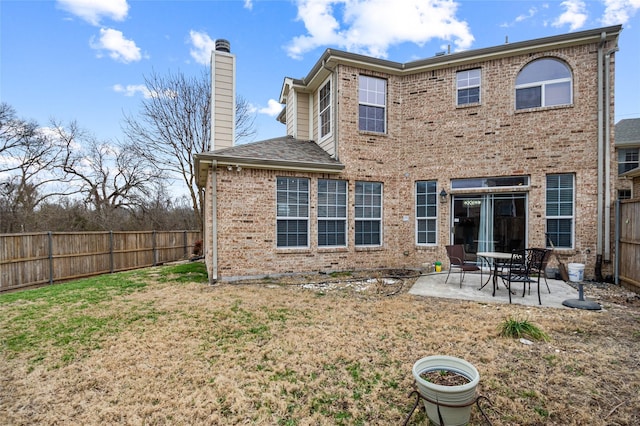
[498,248,547,305]
[529,248,552,293]
[445,245,482,288]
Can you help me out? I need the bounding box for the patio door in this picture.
[451,193,527,254]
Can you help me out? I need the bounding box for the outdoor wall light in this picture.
[227,165,233,171]
[439,189,448,203]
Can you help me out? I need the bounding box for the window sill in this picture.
[318,246,349,253]
[456,102,481,109]
[355,246,384,252]
[358,130,388,137]
[276,247,312,254]
[545,247,575,253]
[515,103,573,114]
[319,133,332,143]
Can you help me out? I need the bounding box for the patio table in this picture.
[476,251,514,296]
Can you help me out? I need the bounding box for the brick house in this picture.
[195,26,622,283]
[616,118,640,198]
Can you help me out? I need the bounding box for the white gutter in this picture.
[604,46,616,262]
[596,32,605,257]
[211,161,218,283]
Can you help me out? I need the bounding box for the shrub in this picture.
[192,239,203,256]
[499,316,550,342]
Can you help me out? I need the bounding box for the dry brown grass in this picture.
[1,266,639,425]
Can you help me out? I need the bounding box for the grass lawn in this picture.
[1,262,639,425]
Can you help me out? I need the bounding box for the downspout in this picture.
[333,67,339,161]
[604,43,619,264]
[615,199,620,285]
[210,161,218,283]
[595,32,606,281]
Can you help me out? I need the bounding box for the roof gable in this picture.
[616,118,640,147]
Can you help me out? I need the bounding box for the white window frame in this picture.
[317,179,347,247]
[516,58,572,110]
[276,177,309,248]
[318,78,332,140]
[456,69,481,106]
[355,181,383,246]
[545,174,574,249]
[618,189,632,200]
[358,75,386,133]
[416,181,438,245]
[618,148,639,174]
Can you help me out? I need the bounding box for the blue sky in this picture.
[1,0,639,146]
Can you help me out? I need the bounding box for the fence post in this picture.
[184,230,188,258]
[152,230,157,266]
[48,231,54,285]
[109,231,114,274]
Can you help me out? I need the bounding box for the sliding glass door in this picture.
[452,193,527,254]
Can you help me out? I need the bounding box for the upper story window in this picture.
[319,80,331,139]
[359,75,386,133]
[516,58,572,110]
[276,177,309,248]
[618,148,639,174]
[457,69,481,105]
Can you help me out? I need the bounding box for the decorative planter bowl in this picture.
[412,355,480,426]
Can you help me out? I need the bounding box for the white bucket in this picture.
[567,263,585,282]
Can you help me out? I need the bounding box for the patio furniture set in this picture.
[445,244,552,305]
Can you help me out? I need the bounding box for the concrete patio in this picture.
[409,270,595,309]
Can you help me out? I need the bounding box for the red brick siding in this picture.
[204,41,617,281]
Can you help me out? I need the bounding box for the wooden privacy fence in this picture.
[618,199,640,291]
[0,230,201,292]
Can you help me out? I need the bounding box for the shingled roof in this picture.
[616,118,640,147]
[194,136,344,185]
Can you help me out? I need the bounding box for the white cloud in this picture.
[259,99,284,117]
[113,84,152,98]
[57,0,129,26]
[189,30,218,65]
[90,28,142,63]
[244,0,253,11]
[286,0,474,59]
[500,6,539,28]
[552,0,588,31]
[601,0,640,25]
[113,84,177,99]
[516,7,539,23]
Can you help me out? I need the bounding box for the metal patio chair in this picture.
[498,248,547,305]
[445,244,482,288]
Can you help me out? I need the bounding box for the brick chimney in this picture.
[211,39,235,150]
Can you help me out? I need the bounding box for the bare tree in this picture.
[0,103,79,231]
[1,103,204,233]
[122,69,256,229]
[52,120,164,230]
[0,102,40,174]
[235,93,257,143]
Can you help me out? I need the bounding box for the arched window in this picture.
[515,58,572,110]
